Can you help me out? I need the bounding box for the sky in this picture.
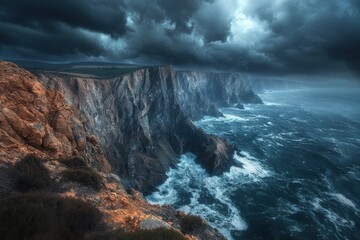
[0,0,360,77]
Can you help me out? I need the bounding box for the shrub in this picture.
[0,192,103,240]
[14,154,52,192]
[86,228,186,240]
[62,167,102,190]
[60,157,87,168]
[180,215,204,234]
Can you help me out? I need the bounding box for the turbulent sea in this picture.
[147,88,360,240]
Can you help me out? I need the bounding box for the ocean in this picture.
[147,87,360,240]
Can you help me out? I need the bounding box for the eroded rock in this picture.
[0,61,108,172]
[37,65,249,193]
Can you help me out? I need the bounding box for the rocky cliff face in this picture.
[0,61,109,172]
[0,62,262,239]
[175,72,263,119]
[0,61,226,240]
[38,66,241,194]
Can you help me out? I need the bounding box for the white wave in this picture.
[147,151,273,240]
[291,117,308,123]
[234,154,257,174]
[279,132,298,137]
[222,154,271,190]
[146,177,179,205]
[263,133,285,141]
[200,116,222,122]
[223,114,249,122]
[255,115,271,119]
[310,197,322,209]
[147,154,204,205]
[328,193,357,210]
[311,197,355,230]
[289,225,302,233]
[281,202,302,215]
[181,190,247,240]
[147,153,268,240]
[264,102,284,106]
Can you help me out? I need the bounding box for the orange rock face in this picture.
[0,61,108,171]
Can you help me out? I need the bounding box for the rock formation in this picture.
[0,61,225,240]
[175,71,263,119]
[0,61,263,239]
[0,61,109,172]
[37,66,253,193]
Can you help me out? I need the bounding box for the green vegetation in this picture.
[0,154,195,240]
[86,228,186,240]
[62,167,102,190]
[60,157,87,168]
[180,215,204,234]
[63,66,142,78]
[14,60,144,79]
[0,192,103,240]
[14,154,52,192]
[60,157,103,190]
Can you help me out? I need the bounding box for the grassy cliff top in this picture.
[8,60,145,79]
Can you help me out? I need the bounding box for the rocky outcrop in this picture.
[0,61,109,172]
[176,118,237,174]
[37,65,241,193]
[175,71,263,119]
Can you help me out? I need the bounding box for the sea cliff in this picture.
[37,66,262,193]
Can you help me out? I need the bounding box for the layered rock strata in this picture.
[38,66,248,193]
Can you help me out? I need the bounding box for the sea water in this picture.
[147,87,360,240]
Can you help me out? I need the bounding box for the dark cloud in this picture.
[156,0,202,33]
[0,0,126,59]
[0,0,359,77]
[241,0,360,75]
[194,1,231,43]
[125,0,165,23]
[0,22,104,59]
[0,0,127,38]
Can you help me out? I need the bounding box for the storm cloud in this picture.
[0,0,359,76]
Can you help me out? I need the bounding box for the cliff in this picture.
[37,66,251,194]
[0,61,262,239]
[175,72,263,119]
[0,61,225,240]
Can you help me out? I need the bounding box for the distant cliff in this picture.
[175,72,263,119]
[34,66,261,193]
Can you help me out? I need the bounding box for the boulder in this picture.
[234,103,245,109]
